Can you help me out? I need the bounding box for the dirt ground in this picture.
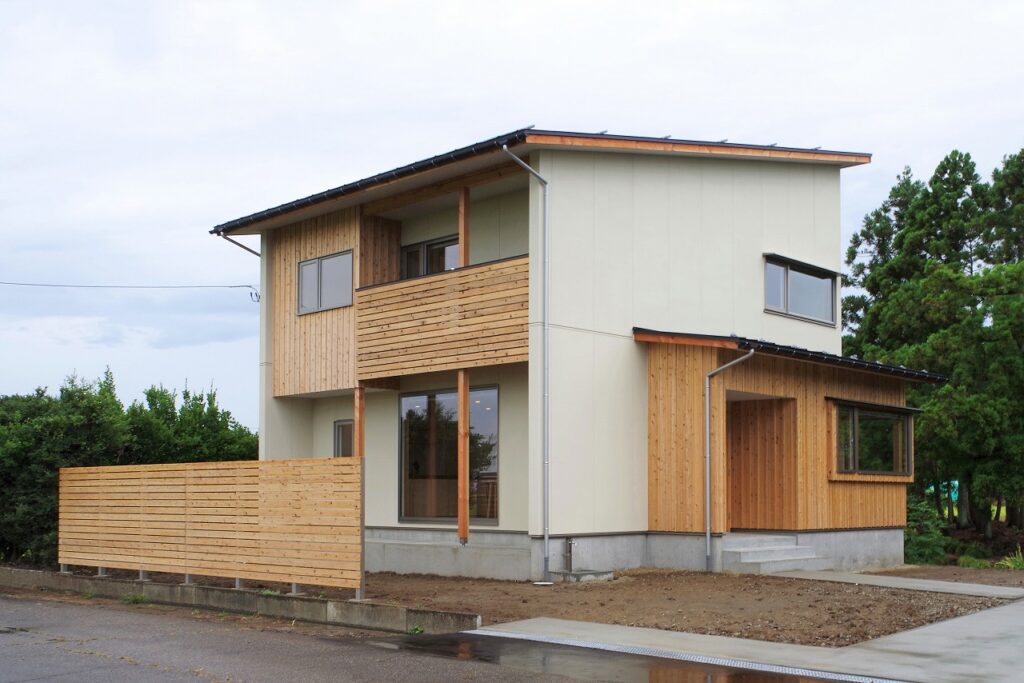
[53,566,1004,647]
[875,565,1024,587]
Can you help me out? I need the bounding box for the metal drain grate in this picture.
[466,629,910,683]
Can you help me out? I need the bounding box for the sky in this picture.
[2,0,1022,430]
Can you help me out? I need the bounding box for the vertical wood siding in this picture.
[270,208,359,396]
[58,459,362,589]
[647,343,909,533]
[358,215,401,288]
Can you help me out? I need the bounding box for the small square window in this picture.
[298,251,352,314]
[764,257,836,324]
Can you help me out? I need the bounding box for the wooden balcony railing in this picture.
[354,255,528,380]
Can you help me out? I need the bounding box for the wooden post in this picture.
[457,187,471,545]
[458,187,470,267]
[353,386,366,459]
[457,369,470,545]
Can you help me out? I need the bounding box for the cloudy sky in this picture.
[2,1,1022,429]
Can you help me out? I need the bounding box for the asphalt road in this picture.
[0,593,832,682]
[0,594,569,683]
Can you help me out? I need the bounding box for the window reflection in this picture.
[401,387,498,520]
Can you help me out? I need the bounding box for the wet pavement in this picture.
[377,632,845,682]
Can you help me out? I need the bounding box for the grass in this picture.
[120,593,148,605]
[258,588,280,596]
[957,556,993,569]
[995,546,1024,570]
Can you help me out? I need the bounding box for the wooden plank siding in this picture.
[647,343,910,534]
[358,215,401,288]
[270,208,359,396]
[58,459,362,590]
[354,256,529,380]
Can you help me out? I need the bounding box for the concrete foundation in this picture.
[793,528,904,571]
[0,566,480,635]
[367,527,902,579]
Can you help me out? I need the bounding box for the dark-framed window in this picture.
[836,402,913,475]
[764,256,836,324]
[298,250,353,314]
[334,419,353,458]
[401,236,460,279]
[399,386,498,522]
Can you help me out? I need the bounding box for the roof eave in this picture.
[632,328,946,384]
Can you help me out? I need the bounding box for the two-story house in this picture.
[211,129,942,581]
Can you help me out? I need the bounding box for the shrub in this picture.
[904,498,946,564]
[121,593,148,605]
[995,545,1024,570]
[957,555,993,569]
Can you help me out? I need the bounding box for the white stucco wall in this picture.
[265,364,530,532]
[527,150,845,536]
[400,189,528,264]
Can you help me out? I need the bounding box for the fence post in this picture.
[59,564,70,575]
[97,567,108,577]
[138,570,150,582]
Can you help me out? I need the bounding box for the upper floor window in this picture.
[334,419,353,457]
[401,236,459,279]
[836,402,913,475]
[764,256,836,325]
[298,251,352,314]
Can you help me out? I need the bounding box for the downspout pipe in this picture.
[704,348,755,572]
[501,144,552,582]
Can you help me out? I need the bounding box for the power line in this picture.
[0,281,260,302]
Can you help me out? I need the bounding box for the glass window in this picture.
[836,404,912,474]
[837,406,855,472]
[298,260,320,314]
[334,420,353,457]
[297,251,352,314]
[764,258,835,324]
[401,236,460,279]
[319,253,353,310]
[400,387,498,521]
[788,268,834,322]
[765,262,786,311]
[402,246,423,278]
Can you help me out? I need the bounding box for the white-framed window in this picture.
[298,251,353,314]
[334,419,354,458]
[764,256,836,325]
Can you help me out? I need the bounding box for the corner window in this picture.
[400,387,498,521]
[764,257,835,324]
[334,419,353,457]
[298,251,352,314]
[836,403,912,474]
[401,236,459,279]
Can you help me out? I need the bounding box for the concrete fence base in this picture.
[0,566,480,635]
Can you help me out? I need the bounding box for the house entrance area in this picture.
[725,391,797,532]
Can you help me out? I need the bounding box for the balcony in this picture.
[354,255,529,380]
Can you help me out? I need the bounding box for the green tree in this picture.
[844,149,1024,536]
[0,372,256,566]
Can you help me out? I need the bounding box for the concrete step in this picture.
[733,556,835,574]
[723,545,819,563]
[721,534,797,550]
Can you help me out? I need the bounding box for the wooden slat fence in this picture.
[58,458,362,590]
